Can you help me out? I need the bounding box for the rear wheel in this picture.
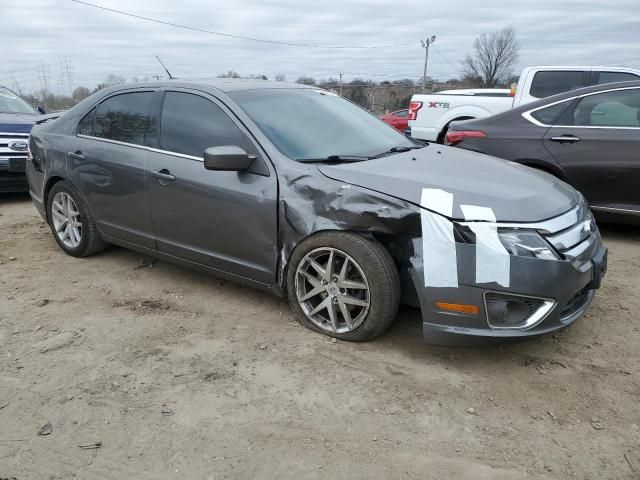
[287,232,400,342]
[47,181,106,257]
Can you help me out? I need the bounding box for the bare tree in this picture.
[295,76,316,86]
[462,27,519,87]
[275,74,286,82]
[217,70,240,78]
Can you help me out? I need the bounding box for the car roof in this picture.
[515,80,640,112]
[522,65,640,73]
[102,79,317,94]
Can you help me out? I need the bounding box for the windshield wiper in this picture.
[297,155,370,163]
[370,145,424,159]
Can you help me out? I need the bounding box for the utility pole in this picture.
[63,57,74,94]
[339,73,343,96]
[421,35,436,93]
[38,60,50,94]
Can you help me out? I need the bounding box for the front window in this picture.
[0,86,37,115]
[228,89,415,161]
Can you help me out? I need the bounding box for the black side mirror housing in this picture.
[36,105,46,115]
[203,146,256,171]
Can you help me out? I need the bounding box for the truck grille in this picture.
[0,132,29,173]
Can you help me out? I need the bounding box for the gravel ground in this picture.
[1,193,639,480]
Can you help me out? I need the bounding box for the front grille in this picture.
[539,202,598,261]
[0,132,29,172]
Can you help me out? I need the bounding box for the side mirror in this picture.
[36,105,46,115]
[203,146,256,171]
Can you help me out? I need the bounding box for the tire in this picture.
[46,180,107,257]
[286,231,400,342]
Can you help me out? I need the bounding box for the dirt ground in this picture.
[0,193,639,480]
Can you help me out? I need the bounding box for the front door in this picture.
[71,90,156,248]
[146,90,278,284]
[543,86,640,212]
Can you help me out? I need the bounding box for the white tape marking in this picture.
[460,205,510,287]
[420,189,458,288]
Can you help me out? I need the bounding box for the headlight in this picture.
[499,230,559,260]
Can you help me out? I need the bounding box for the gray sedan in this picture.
[26,80,607,345]
[446,80,640,224]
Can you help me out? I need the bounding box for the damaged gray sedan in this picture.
[26,80,607,345]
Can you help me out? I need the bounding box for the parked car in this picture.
[409,66,640,143]
[0,85,47,193]
[26,80,607,346]
[445,80,640,225]
[379,108,409,132]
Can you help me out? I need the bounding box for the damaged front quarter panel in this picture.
[275,163,425,309]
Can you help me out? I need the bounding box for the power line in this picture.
[432,45,461,74]
[69,0,416,49]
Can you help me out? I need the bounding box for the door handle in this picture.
[550,135,581,143]
[68,151,85,161]
[151,169,176,182]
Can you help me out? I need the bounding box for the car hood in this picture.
[0,112,37,133]
[318,146,581,222]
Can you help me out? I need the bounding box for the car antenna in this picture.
[155,55,176,80]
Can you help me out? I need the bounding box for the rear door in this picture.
[543,86,640,211]
[146,89,278,284]
[71,90,156,248]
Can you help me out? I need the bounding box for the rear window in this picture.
[94,92,153,146]
[530,71,585,99]
[530,100,571,125]
[596,71,640,85]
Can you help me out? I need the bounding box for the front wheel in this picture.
[286,232,400,342]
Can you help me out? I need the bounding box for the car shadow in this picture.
[0,192,31,204]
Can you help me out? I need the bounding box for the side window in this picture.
[94,92,153,145]
[530,101,571,125]
[160,92,253,158]
[572,89,640,127]
[77,108,96,135]
[596,72,640,85]
[395,110,408,118]
[530,71,585,98]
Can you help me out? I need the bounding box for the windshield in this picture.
[0,86,37,115]
[228,88,416,161]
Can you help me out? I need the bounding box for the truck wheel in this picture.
[47,181,107,258]
[287,232,400,342]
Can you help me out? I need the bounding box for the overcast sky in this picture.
[3,0,640,94]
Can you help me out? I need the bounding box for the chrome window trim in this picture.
[77,134,204,162]
[522,85,640,129]
[591,205,640,216]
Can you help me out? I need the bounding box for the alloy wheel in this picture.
[295,247,370,333]
[51,192,82,249]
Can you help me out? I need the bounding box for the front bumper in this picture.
[0,157,28,193]
[411,206,607,346]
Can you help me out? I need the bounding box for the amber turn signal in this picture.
[435,302,479,315]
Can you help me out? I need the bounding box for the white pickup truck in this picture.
[408,66,640,142]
